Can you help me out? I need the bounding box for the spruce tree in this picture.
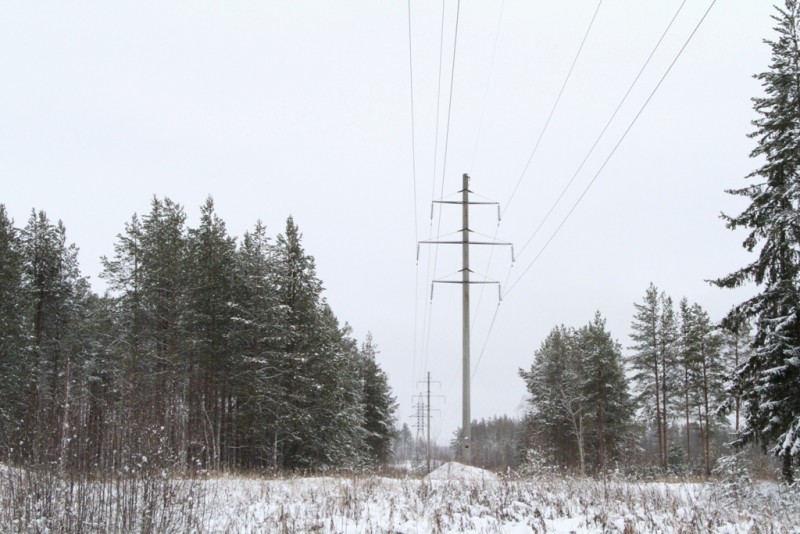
[231,221,283,468]
[519,325,583,469]
[270,216,369,469]
[357,333,397,466]
[311,314,368,468]
[713,0,800,483]
[186,197,238,469]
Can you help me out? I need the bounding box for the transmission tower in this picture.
[418,173,513,464]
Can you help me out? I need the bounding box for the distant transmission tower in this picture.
[412,395,425,467]
[416,372,443,472]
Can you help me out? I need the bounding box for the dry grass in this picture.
[1,465,798,532]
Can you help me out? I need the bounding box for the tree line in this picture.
[451,297,745,477]
[0,196,396,472]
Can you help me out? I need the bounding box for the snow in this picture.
[2,465,799,532]
[424,461,500,482]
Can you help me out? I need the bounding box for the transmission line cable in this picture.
[407,0,419,246]
[408,0,422,393]
[435,0,462,215]
[516,0,688,260]
[470,0,506,170]
[419,0,448,381]
[439,0,461,195]
[502,0,603,219]
[471,301,502,378]
[505,0,718,298]
[470,0,601,331]
[422,0,462,378]
[473,0,717,376]
[429,0,448,206]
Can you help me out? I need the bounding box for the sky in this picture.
[0,1,778,445]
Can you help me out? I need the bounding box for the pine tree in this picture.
[19,210,88,466]
[713,0,800,483]
[691,304,724,476]
[521,316,632,474]
[719,314,753,434]
[658,294,679,471]
[3,199,392,473]
[100,212,158,467]
[577,312,633,471]
[0,205,26,459]
[678,301,725,476]
[678,298,701,469]
[628,283,667,470]
[101,197,190,466]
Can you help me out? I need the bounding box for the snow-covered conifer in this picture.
[714,0,800,483]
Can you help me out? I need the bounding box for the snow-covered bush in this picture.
[714,451,753,501]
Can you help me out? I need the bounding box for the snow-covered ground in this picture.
[2,462,799,532]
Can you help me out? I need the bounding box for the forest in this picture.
[0,197,397,472]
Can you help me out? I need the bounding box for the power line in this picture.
[505,0,718,298]
[407,0,419,246]
[515,0,689,260]
[439,0,461,201]
[469,0,506,171]
[422,0,462,379]
[429,0,448,206]
[418,0,448,380]
[502,0,603,219]
[471,0,717,378]
[470,0,601,332]
[471,301,501,378]
[408,0,421,390]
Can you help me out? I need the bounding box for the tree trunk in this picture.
[702,347,711,477]
[782,453,794,485]
[685,367,691,467]
[661,351,669,472]
[653,356,664,471]
[576,414,585,476]
[273,426,279,470]
[733,340,740,433]
[58,354,72,472]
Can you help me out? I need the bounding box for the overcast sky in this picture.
[1,1,777,444]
